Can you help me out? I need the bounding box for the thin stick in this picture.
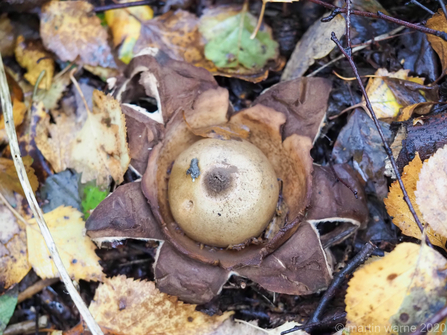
[304,0,447,41]
[282,242,377,334]
[0,55,104,335]
[406,0,435,15]
[330,32,428,236]
[345,0,352,51]
[94,0,159,12]
[18,278,59,303]
[438,0,447,20]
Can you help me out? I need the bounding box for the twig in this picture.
[345,0,352,51]
[282,242,377,334]
[306,26,405,77]
[438,0,447,20]
[94,0,160,12]
[410,304,447,335]
[330,32,429,240]
[18,278,59,303]
[304,0,447,41]
[0,55,104,335]
[4,316,48,335]
[406,0,435,15]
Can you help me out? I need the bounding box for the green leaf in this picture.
[0,286,18,334]
[199,6,278,70]
[81,183,110,219]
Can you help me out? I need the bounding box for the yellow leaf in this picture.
[0,204,30,291]
[14,35,54,90]
[40,1,116,68]
[105,0,154,64]
[89,276,232,335]
[69,90,130,187]
[365,68,424,119]
[27,206,103,282]
[0,156,39,202]
[346,243,447,334]
[384,153,447,249]
[426,9,447,72]
[0,97,26,130]
[416,145,447,239]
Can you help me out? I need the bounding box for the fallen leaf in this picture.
[212,319,308,335]
[281,14,346,80]
[0,156,38,204]
[80,183,109,219]
[346,242,447,334]
[14,35,54,89]
[365,68,425,119]
[0,204,30,291]
[332,109,392,199]
[384,153,447,249]
[426,9,447,72]
[40,1,116,68]
[34,69,72,110]
[0,97,26,131]
[27,206,103,282]
[397,102,434,122]
[0,286,18,333]
[40,170,82,214]
[69,90,130,187]
[416,145,447,238]
[199,5,279,71]
[36,90,130,187]
[89,276,232,335]
[105,0,154,63]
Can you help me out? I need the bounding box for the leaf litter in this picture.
[3,1,447,334]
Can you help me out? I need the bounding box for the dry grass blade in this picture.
[0,54,104,335]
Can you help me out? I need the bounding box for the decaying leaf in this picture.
[365,68,425,120]
[416,145,447,238]
[213,319,308,335]
[27,206,103,282]
[346,242,447,334]
[0,286,18,333]
[40,1,116,68]
[89,276,232,335]
[36,90,130,187]
[426,9,447,72]
[14,35,54,90]
[0,14,15,57]
[105,0,154,63]
[281,14,346,80]
[69,90,130,186]
[384,153,447,249]
[0,97,26,131]
[34,69,72,110]
[199,6,279,71]
[0,204,30,292]
[0,156,38,203]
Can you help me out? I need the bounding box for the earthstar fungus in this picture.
[86,49,369,304]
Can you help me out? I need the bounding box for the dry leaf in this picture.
[34,69,72,110]
[416,145,447,238]
[212,320,308,335]
[69,90,130,186]
[0,14,15,57]
[89,276,232,335]
[281,14,346,80]
[384,153,447,249]
[14,35,54,89]
[35,109,80,173]
[40,1,116,68]
[426,9,447,72]
[0,97,26,131]
[346,242,447,334]
[0,204,30,291]
[365,68,424,119]
[27,206,103,282]
[0,156,38,203]
[105,0,154,64]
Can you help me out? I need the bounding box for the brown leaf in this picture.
[0,156,38,202]
[384,153,447,249]
[426,9,447,72]
[0,14,15,57]
[281,14,345,80]
[14,35,54,90]
[40,1,116,68]
[415,145,447,238]
[88,276,232,335]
